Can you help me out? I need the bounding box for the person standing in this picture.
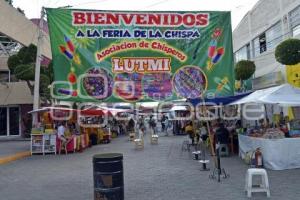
[149,115,156,135]
[128,118,135,132]
[199,123,208,141]
[161,114,166,134]
[165,116,169,136]
[138,116,145,136]
[185,121,195,145]
[215,123,229,145]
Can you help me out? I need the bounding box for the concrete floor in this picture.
[0,141,30,157]
[1,135,300,200]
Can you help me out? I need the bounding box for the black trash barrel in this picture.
[93,153,124,200]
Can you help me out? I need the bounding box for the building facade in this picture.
[0,56,33,137]
[0,0,51,138]
[233,0,300,90]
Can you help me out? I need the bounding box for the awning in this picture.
[189,92,251,106]
[230,84,300,106]
[28,106,131,116]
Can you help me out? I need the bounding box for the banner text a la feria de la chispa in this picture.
[46,9,234,103]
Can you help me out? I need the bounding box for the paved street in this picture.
[1,135,300,200]
[0,141,30,157]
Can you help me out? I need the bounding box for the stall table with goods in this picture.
[31,128,56,155]
[239,128,300,170]
[81,126,111,144]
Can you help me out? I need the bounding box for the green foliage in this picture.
[7,54,21,72]
[17,44,37,64]
[7,43,53,102]
[275,38,300,65]
[39,74,50,100]
[235,60,256,80]
[41,61,54,83]
[14,64,34,80]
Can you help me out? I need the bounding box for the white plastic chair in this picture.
[245,168,270,198]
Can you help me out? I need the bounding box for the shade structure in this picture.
[189,92,251,106]
[230,84,300,106]
[28,106,131,116]
[170,105,189,111]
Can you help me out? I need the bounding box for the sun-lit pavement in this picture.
[1,134,300,200]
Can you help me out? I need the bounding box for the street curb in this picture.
[0,151,31,165]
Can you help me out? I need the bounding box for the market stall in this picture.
[230,84,300,170]
[29,107,91,154]
[239,134,300,170]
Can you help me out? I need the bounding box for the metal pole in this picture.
[32,7,45,126]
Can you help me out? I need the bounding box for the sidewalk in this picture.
[0,141,31,164]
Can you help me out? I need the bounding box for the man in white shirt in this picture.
[57,122,67,142]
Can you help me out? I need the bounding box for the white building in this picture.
[233,0,300,90]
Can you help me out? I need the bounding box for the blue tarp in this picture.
[188,92,251,106]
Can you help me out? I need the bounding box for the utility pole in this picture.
[32,7,45,126]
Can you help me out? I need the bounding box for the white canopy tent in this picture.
[230,84,300,106]
[234,84,300,170]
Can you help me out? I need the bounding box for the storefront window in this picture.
[0,107,7,136]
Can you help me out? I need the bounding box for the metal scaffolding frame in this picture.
[0,33,22,56]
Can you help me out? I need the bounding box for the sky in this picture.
[12,0,260,30]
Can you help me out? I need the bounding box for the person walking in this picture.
[161,114,167,134]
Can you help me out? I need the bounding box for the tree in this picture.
[235,60,256,92]
[7,44,53,103]
[275,38,300,65]
[7,54,21,72]
[235,60,256,80]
